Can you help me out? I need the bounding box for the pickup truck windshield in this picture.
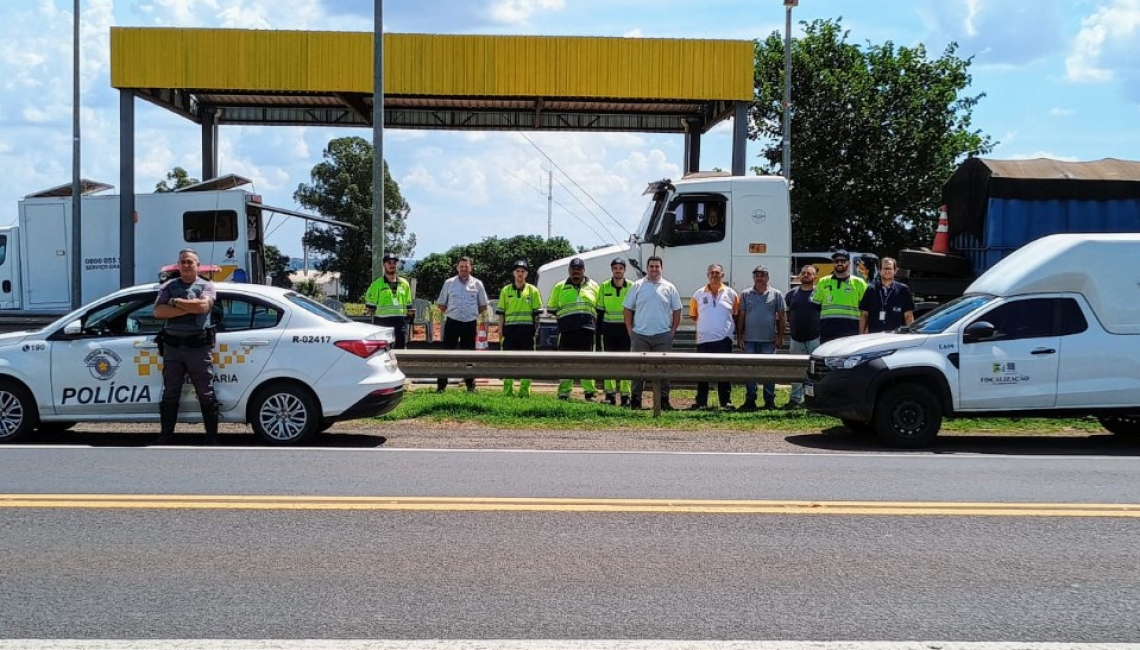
[909,294,994,334]
[635,190,669,240]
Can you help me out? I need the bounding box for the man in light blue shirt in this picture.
[435,256,489,392]
[622,255,682,410]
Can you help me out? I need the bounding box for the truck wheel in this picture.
[841,419,876,436]
[873,385,942,448]
[1098,416,1140,437]
[249,382,320,445]
[0,379,39,443]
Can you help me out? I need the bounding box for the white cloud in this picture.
[487,0,565,26]
[1047,107,1076,118]
[623,28,642,38]
[1066,0,1140,84]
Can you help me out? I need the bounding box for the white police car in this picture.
[0,283,404,444]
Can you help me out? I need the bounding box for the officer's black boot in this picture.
[201,402,220,446]
[156,402,178,445]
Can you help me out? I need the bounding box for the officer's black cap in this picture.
[513,260,529,270]
[569,258,586,268]
[382,252,399,263]
[610,257,627,268]
[830,249,850,261]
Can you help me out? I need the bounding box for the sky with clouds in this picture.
[1,0,1138,261]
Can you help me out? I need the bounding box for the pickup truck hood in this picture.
[814,332,930,357]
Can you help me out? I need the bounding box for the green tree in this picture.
[411,235,575,301]
[294,136,415,300]
[750,18,994,256]
[264,244,293,289]
[155,166,199,193]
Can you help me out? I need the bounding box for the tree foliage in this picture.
[751,18,994,256]
[155,166,199,193]
[263,244,293,289]
[294,137,415,300]
[411,235,575,301]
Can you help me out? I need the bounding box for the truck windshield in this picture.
[634,190,669,240]
[909,294,994,334]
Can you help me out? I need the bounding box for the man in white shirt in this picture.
[689,263,740,411]
[435,256,489,392]
[622,255,682,410]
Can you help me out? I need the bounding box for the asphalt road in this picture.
[2,441,1140,641]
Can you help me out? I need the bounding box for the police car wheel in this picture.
[873,384,942,449]
[249,382,320,445]
[1098,416,1140,437]
[0,379,39,443]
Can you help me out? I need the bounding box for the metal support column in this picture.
[683,120,702,175]
[201,107,218,181]
[731,102,748,176]
[119,90,135,289]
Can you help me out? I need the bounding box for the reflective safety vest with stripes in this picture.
[597,279,631,324]
[364,276,414,318]
[496,282,543,328]
[810,275,867,323]
[547,278,601,332]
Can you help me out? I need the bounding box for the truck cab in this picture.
[537,173,791,300]
[804,234,1140,447]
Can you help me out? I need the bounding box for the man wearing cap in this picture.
[547,258,602,400]
[597,257,633,406]
[497,260,543,397]
[436,256,489,393]
[364,252,416,350]
[811,249,867,343]
[736,264,786,411]
[622,255,683,410]
[689,263,740,411]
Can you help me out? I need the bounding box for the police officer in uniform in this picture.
[153,248,219,445]
[597,257,633,406]
[496,260,543,397]
[364,251,416,349]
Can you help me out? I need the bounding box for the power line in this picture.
[519,133,629,236]
[491,161,609,244]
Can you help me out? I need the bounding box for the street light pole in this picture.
[371,0,385,282]
[782,0,797,182]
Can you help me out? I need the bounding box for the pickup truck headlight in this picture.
[823,349,895,370]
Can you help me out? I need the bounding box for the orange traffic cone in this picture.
[475,320,489,350]
[931,205,950,254]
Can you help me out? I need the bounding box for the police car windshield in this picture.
[285,293,353,323]
[909,294,995,334]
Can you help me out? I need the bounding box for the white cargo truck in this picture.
[537,173,792,299]
[804,233,1140,447]
[0,176,345,312]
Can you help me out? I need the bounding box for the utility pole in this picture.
[70,0,82,309]
[371,0,385,281]
[782,0,797,182]
[546,167,553,239]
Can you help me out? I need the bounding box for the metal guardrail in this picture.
[393,350,809,415]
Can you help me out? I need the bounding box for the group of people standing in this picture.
[362,248,915,409]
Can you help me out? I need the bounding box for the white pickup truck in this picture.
[804,233,1140,447]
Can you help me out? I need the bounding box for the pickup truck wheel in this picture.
[249,382,319,445]
[1098,416,1140,437]
[841,419,876,436]
[873,385,942,448]
[0,379,39,443]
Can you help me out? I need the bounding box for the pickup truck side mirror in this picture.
[964,321,995,343]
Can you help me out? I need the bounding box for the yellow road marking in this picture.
[0,494,1138,517]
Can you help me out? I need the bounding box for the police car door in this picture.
[48,291,164,416]
[957,297,1060,410]
[209,292,285,414]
